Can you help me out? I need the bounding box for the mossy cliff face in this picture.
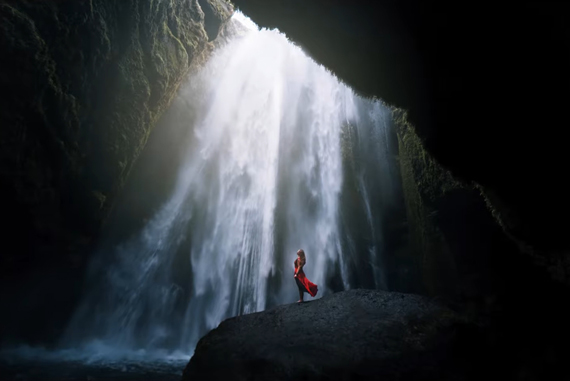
[396,109,570,291]
[393,110,570,377]
[393,110,532,300]
[0,0,232,343]
[0,0,232,273]
[393,110,462,296]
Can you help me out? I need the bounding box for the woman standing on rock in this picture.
[294,249,318,303]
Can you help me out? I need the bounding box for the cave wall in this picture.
[393,110,519,300]
[232,0,570,287]
[392,110,570,378]
[0,0,232,344]
[393,110,461,297]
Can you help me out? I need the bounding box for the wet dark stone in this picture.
[183,289,487,381]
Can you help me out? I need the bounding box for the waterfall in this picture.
[62,12,398,356]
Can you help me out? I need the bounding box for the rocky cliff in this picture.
[0,0,232,344]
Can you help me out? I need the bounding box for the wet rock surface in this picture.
[183,289,483,381]
[0,0,232,344]
[184,287,570,380]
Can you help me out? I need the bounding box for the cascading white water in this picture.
[62,12,398,357]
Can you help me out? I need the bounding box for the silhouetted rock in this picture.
[183,289,483,381]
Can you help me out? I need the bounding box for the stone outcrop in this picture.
[183,289,484,381]
[183,287,570,381]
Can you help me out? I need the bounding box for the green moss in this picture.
[91,190,107,210]
[393,108,464,296]
[394,109,465,205]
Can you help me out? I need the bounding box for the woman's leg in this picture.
[295,278,304,303]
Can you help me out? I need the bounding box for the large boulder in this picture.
[183,289,485,381]
[184,287,570,380]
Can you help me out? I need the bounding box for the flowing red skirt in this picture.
[295,271,318,297]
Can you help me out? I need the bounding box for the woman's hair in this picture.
[297,249,306,261]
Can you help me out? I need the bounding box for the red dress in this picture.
[294,258,318,297]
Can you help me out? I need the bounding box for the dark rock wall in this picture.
[0,0,232,344]
[393,110,518,299]
[393,110,462,296]
[392,110,570,378]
